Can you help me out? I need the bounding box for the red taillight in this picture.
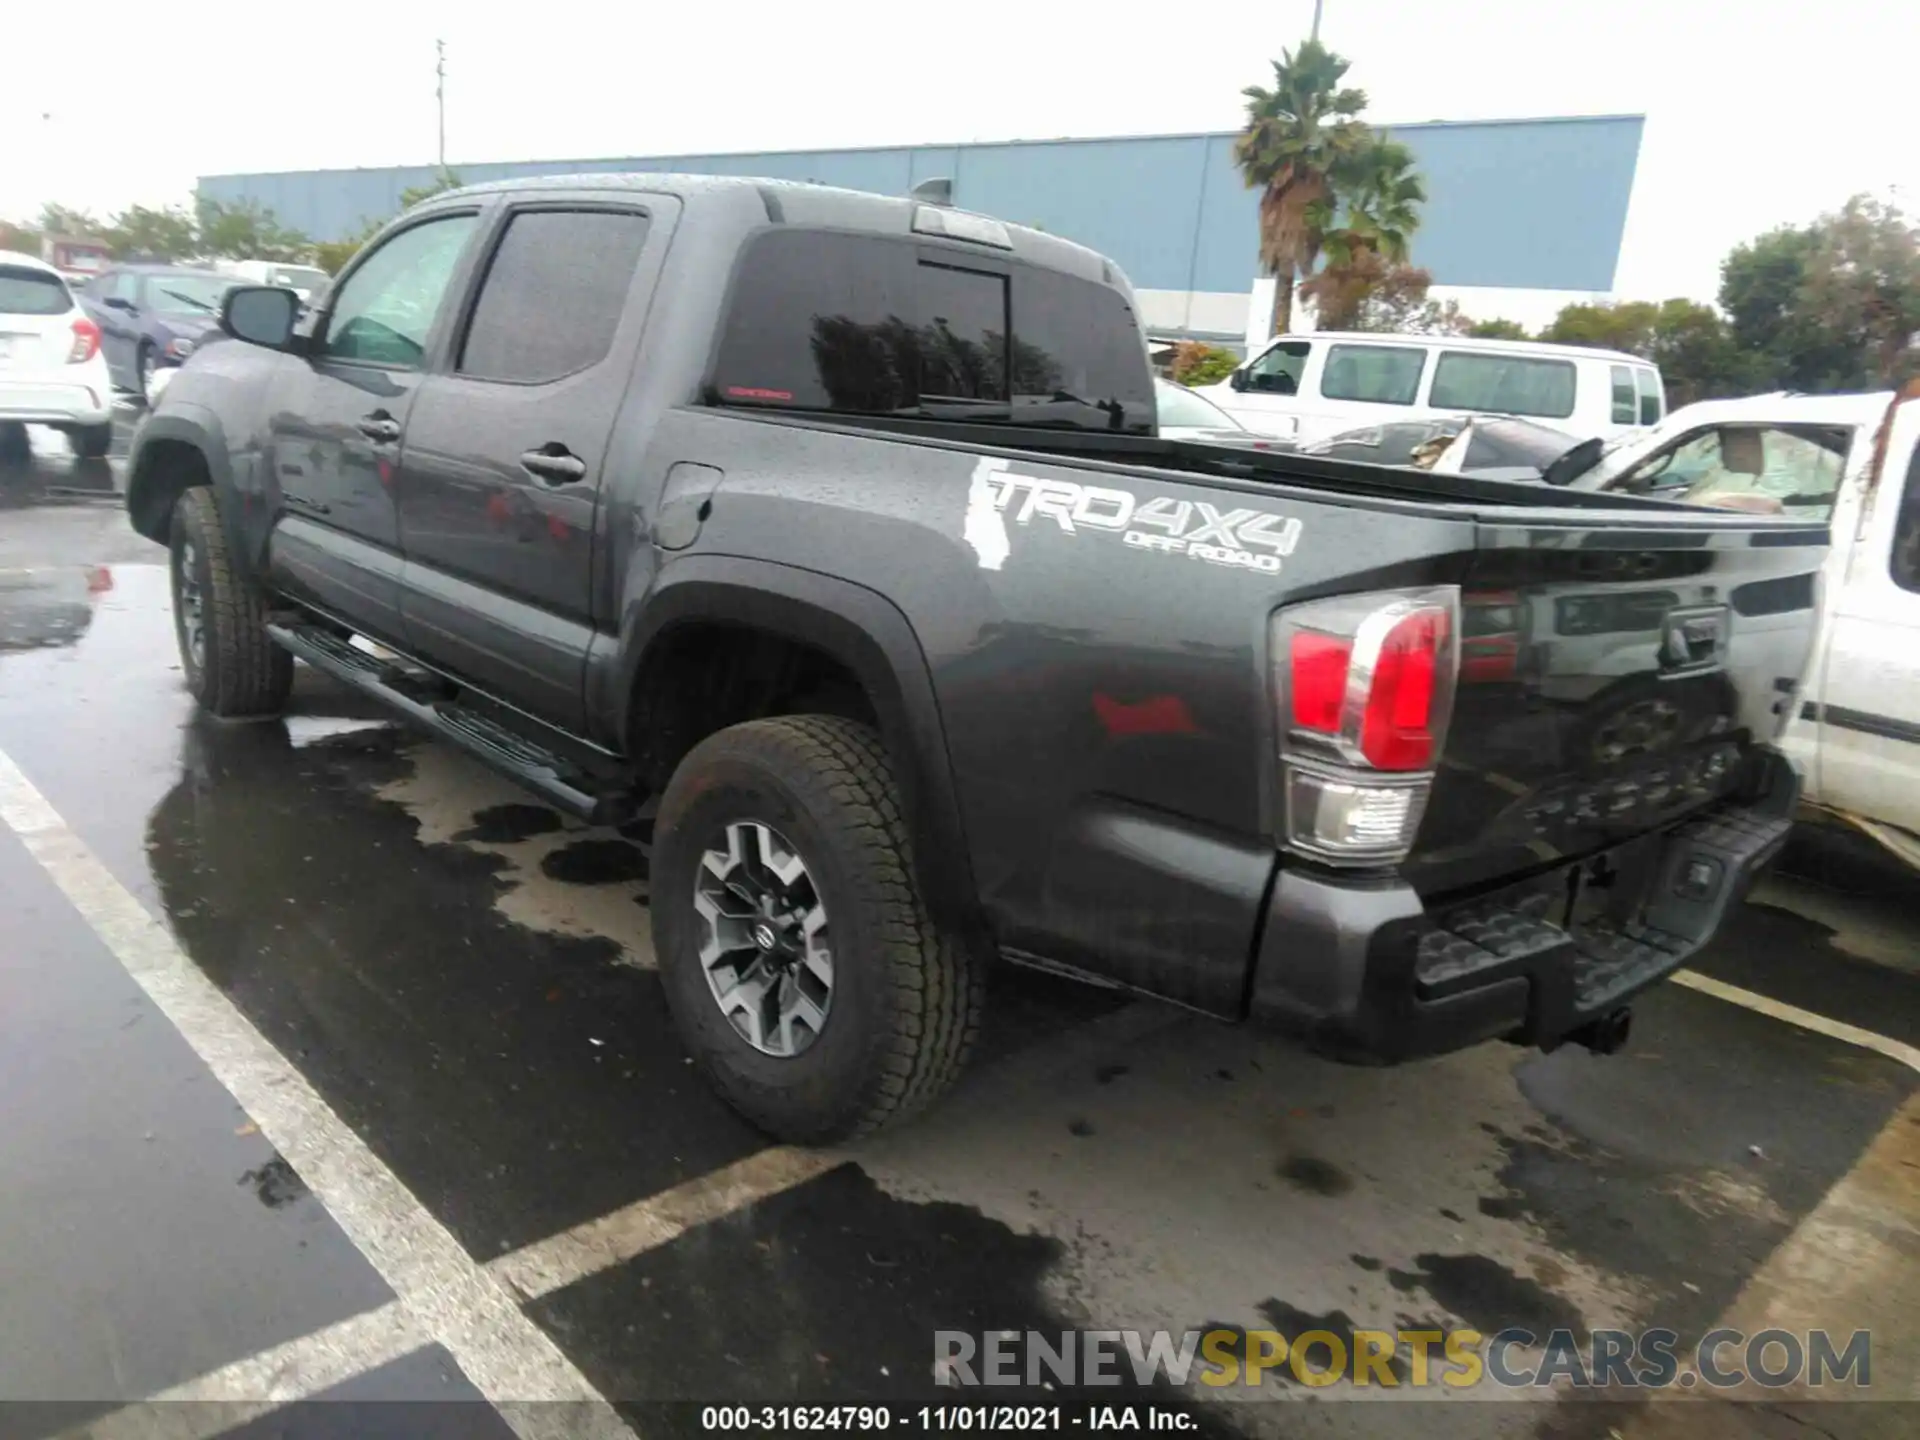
[1289,632,1351,733]
[1270,588,1459,865]
[68,317,101,364]
[1282,601,1454,770]
[1358,609,1446,770]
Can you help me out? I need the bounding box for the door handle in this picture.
[357,413,401,443]
[519,446,588,486]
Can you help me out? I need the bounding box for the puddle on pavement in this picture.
[142,717,765,1254]
[853,1019,1643,1396]
[0,565,116,653]
[372,742,659,964]
[526,1162,1234,1432]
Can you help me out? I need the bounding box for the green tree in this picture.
[1301,137,1429,332]
[1235,39,1373,337]
[194,197,312,262]
[1644,298,1760,405]
[1792,196,1920,389]
[313,173,465,276]
[399,172,462,210]
[1323,139,1425,268]
[1719,226,1812,365]
[37,203,102,238]
[1539,297,1758,406]
[1719,197,1920,392]
[1468,318,1529,340]
[0,219,41,254]
[1538,299,1661,354]
[103,204,199,261]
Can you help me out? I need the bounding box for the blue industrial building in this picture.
[199,114,1642,343]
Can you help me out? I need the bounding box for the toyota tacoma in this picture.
[125,175,1820,1142]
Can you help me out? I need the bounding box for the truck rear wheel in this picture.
[651,715,982,1143]
[169,486,293,718]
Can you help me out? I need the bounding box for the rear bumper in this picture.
[1248,747,1799,1063]
[0,373,112,426]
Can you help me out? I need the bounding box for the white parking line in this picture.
[68,1304,424,1440]
[1673,969,1920,1074]
[59,1150,845,1439]
[489,1146,842,1301]
[0,747,636,1440]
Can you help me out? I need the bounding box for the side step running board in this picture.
[266,622,639,826]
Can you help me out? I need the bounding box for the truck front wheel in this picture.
[651,715,983,1143]
[169,486,293,717]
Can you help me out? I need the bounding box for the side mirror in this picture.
[101,295,133,312]
[1229,369,1249,393]
[221,286,301,351]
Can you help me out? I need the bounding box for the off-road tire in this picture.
[169,485,293,717]
[652,715,984,1143]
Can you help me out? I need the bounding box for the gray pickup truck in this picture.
[125,175,1820,1143]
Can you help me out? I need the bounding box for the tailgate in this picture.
[1404,511,1827,896]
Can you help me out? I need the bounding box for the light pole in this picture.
[435,40,447,181]
[1311,0,1323,39]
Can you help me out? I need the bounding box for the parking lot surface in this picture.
[2,417,1915,1440]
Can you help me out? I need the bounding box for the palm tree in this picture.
[1303,138,1427,332]
[1234,40,1372,336]
[1326,139,1426,268]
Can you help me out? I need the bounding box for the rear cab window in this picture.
[1318,343,1425,405]
[708,228,1154,433]
[0,266,72,316]
[1429,350,1576,420]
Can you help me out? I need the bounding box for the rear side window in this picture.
[708,228,1153,433]
[1319,344,1424,405]
[0,266,71,316]
[1609,365,1637,425]
[1635,368,1664,425]
[1429,351,1577,420]
[459,209,651,384]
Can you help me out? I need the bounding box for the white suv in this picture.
[0,249,114,457]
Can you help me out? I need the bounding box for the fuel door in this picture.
[653,462,723,551]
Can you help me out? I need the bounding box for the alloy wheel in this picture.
[692,820,833,1058]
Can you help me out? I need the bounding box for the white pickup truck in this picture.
[1572,385,1920,859]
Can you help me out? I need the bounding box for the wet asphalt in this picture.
[0,414,1916,1439]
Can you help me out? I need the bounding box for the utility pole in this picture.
[435,39,447,181]
[1311,0,1323,39]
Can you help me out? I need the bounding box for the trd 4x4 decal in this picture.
[963,458,1303,575]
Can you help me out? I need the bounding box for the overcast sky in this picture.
[6,0,1913,304]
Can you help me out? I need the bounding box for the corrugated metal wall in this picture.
[198,115,1642,293]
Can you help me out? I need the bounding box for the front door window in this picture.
[1243,340,1310,395]
[321,214,478,368]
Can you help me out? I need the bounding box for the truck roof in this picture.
[433,172,1126,289]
